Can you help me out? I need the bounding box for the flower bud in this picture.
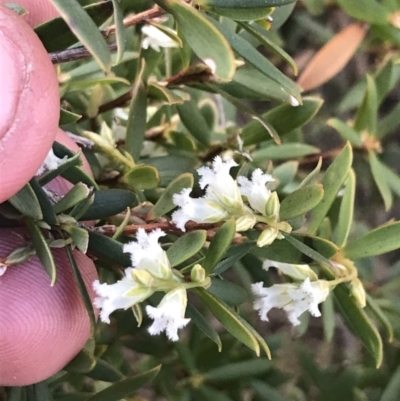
[257,227,279,247]
[235,213,256,232]
[350,277,366,308]
[191,264,206,283]
[131,269,154,287]
[265,192,280,219]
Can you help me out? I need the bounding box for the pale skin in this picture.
[0,0,98,386]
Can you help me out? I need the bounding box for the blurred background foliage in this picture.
[4,0,400,400]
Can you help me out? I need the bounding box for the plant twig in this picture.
[102,5,166,38]
[50,42,118,64]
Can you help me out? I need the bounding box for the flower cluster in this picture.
[251,259,331,325]
[172,157,292,246]
[93,229,209,341]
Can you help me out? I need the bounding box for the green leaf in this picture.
[8,183,43,220]
[65,349,96,373]
[207,83,281,144]
[336,0,389,24]
[25,218,57,286]
[88,231,131,267]
[78,189,136,221]
[273,161,298,188]
[208,278,248,306]
[126,60,147,161]
[61,166,99,191]
[124,165,160,190]
[155,0,235,81]
[186,303,222,351]
[282,233,336,269]
[64,225,89,253]
[379,364,400,401]
[195,0,295,6]
[327,118,362,148]
[209,17,300,100]
[148,82,187,105]
[195,288,260,355]
[60,108,82,125]
[111,0,126,65]
[280,184,324,221]
[252,143,319,161]
[167,231,207,267]
[308,142,353,234]
[320,265,383,367]
[177,100,212,146]
[48,0,112,71]
[298,157,322,188]
[238,21,297,74]
[30,179,58,225]
[213,241,255,275]
[203,219,236,274]
[207,6,274,21]
[53,183,91,214]
[343,221,400,260]
[335,169,356,248]
[322,293,335,342]
[354,75,378,135]
[242,97,323,146]
[369,152,393,211]
[148,173,194,220]
[65,244,96,335]
[87,365,161,401]
[251,381,288,401]
[204,359,272,382]
[366,294,393,342]
[35,1,114,52]
[86,357,125,382]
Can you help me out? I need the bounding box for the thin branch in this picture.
[50,42,118,64]
[88,221,246,244]
[102,5,166,38]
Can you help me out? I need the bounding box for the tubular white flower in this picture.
[142,25,179,52]
[198,156,243,212]
[93,268,154,324]
[146,287,190,341]
[172,188,230,231]
[252,278,330,326]
[237,169,274,215]
[123,228,171,280]
[35,148,67,176]
[263,259,318,281]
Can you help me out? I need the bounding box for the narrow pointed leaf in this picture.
[203,219,236,274]
[195,288,260,355]
[366,294,393,342]
[65,245,96,334]
[280,184,324,221]
[53,183,90,214]
[8,183,43,220]
[87,366,161,401]
[155,0,235,81]
[369,151,393,211]
[194,0,295,6]
[327,118,362,148]
[186,303,222,351]
[354,75,378,135]
[308,142,353,234]
[25,218,57,285]
[335,169,356,247]
[111,0,126,65]
[48,0,112,71]
[30,179,58,225]
[343,221,400,260]
[167,230,207,267]
[148,173,194,220]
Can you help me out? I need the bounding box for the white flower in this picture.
[35,148,67,176]
[198,156,243,212]
[172,188,230,231]
[93,268,154,323]
[263,259,318,281]
[123,228,171,280]
[146,287,190,341]
[252,278,330,326]
[142,25,179,52]
[237,169,274,215]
